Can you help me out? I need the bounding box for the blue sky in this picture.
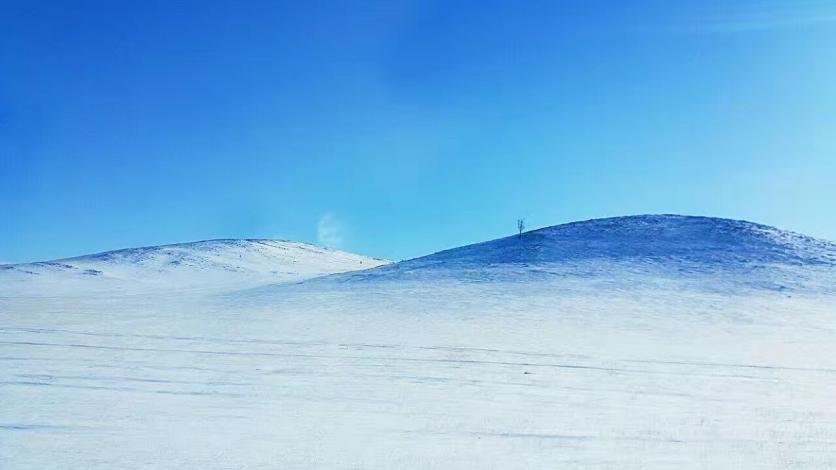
[2,0,836,263]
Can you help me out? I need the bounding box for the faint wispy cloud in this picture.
[317,213,344,249]
[634,1,836,34]
[694,6,836,33]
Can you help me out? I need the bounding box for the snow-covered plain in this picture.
[2,215,836,469]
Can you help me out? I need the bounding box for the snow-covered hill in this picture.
[2,216,836,469]
[0,239,389,296]
[319,215,836,294]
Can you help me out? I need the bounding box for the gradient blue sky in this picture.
[3,0,836,263]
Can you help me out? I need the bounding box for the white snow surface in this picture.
[0,239,389,297]
[2,215,836,469]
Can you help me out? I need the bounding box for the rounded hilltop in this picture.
[414,214,836,267]
[0,239,390,296]
[332,215,836,293]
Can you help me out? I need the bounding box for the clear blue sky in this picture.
[3,1,835,263]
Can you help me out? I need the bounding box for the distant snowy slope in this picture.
[314,215,836,293]
[0,239,388,296]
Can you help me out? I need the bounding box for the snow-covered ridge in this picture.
[319,215,836,293]
[412,214,836,265]
[0,239,389,296]
[4,215,835,296]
